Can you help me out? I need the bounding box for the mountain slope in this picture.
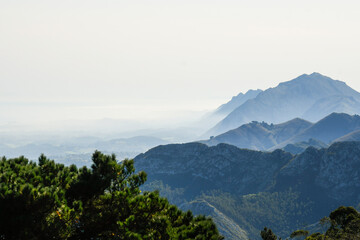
[214,89,263,116]
[202,113,360,154]
[275,141,360,204]
[282,138,328,154]
[273,113,360,148]
[206,73,360,137]
[135,143,293,196]
[201,118,312,150]
[199,89,263,132]
[302,95,360,122]
[135,141,360,239]
[183,200,249,240]
[333,129,360,142]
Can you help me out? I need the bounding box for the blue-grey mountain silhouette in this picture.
[201,113,360,153]
[206,73,360,137]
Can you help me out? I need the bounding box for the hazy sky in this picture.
[1,0,360,125]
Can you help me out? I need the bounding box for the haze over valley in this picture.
[2,72,360,167]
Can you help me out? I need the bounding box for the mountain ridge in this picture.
[206,73,360,137]
[201,112,360,154]
[201,117,312,151]
[214,89,263,116]
[135,141,360,239]
[271,112,360,150]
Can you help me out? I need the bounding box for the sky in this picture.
[1,0,360,126]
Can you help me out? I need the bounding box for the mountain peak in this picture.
[296,72,325,78]
[245,89,263,94]
[323,112,353,119]
[206,73,360,137]
[280,72,335,86]
[309,72,324,77]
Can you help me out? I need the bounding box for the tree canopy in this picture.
[0,151,223,240]
[307,206,360,240]
[262,206,360,240]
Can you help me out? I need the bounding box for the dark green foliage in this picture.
[0,152,223,240]
[269,206,360,240]
[0,155,77,239]
[261,227,278,240]
[290,229,309,239]
[324,206,360,239]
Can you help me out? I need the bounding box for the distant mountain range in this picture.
[271,112,360,150]
[132,73,360,239]
[214,89,263,116]
[205,73,360,137]
[200,117,312,151]
[200,113,360,153]
[135,141,360,239]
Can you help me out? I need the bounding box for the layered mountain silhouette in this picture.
[282,138,327,154]
[200,113,360,153]
[200,118,312,151]
[132,72,360,239]
[205,73,360,137]
[272,112,360,150]
[134,141,360,239]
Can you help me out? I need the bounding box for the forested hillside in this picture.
[0,152,223,240]
[135,141,360,239]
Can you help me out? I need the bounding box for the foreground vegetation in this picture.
[0,152,223,239]
[261,206,360,240]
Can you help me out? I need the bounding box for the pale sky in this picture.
[1,0,360,125]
